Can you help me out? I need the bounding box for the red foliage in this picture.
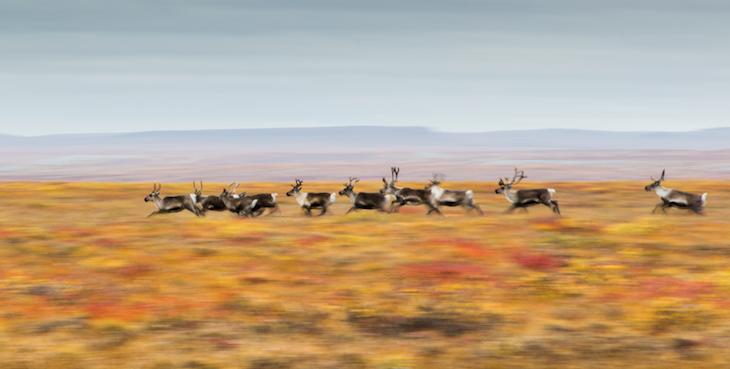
[0,230,19,238]
[95,238,124,248]
[115,264,154,279]
[427,238,492,257]
[632,277,715,300]
[297,236,329,247]
[53,227,95,238]
[400,262,485,282]
[206,338,239,350]
[392,207,424,214]
[85,299,122,319]
[511,252,561,271]
[227,237,263,246]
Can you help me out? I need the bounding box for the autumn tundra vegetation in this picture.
[0,176,728,369]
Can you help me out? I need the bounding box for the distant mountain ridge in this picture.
[3,126,730,151]
[2,127,729,181]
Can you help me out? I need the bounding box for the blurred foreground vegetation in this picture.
[0,180,729,368]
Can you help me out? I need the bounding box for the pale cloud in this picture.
[1,0,728,135]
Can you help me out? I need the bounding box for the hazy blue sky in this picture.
[1,0,728,136]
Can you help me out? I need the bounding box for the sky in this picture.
[1,0,729,136]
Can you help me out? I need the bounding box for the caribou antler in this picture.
[502,168,526,186]
[391,167,400,182]
[347,177,359,186]
[193,181,203,196]
[651,169,666,182]
[431,173,445,184]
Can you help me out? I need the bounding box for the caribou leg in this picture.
[473,205,484,215]
[387,199,401,213]
[426,206,444,216]
[185,203,202,217]
[551,200,561,215]
[266,204,281,216]
[464,202,483,215]
[541,200,560,215]
[388,201,404,213]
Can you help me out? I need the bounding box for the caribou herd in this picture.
[144,168,708,218]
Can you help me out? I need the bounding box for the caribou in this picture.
[644,170,707,215]
[218,186,258,217]
[144,183,202,217]
[339,177,393,214]
[227,182,279,217]
[424,173,483,215]
[227,182,245,198]
[380,167,442,215]
[494,168,560,215]
[286,179,335,216]
[247,193,280,217]
[192,181,228,214]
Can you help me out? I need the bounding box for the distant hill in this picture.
[2,127,729,181]
[3,126,730,151]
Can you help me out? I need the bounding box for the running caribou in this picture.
[218,185,258,217]
[145,183,202,218]
[227,182,280,217]
[424,173,483,215]
[286,179,336,216]
[192,181,228,214]
[381,167,442,215]
[339,177,393,214]
[494,168,560,215]
[247,192,280,216]
[644,170,707,215]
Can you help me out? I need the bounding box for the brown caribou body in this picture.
[424,174,482,215]
[144,183,202,217]
[192,181,228,214]
[494,168,560,215]
[247,193,280,216]
[338,177,393,214]
[286,179,335,216]
[380,167,442,215]
[227,182,279,217]
[218,185,258,217]
[644,170,707,214]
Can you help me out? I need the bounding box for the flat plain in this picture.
[1,180,729,369]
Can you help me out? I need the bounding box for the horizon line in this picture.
[3,125,730,138]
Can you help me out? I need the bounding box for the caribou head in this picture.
[380,167,400,195]
[494,168,526,194]
[145,183,161,202]
[286,179,303,197]
[644,169,665,192]
[339,177,360,196]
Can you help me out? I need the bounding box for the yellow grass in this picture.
[0,180,729,368]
